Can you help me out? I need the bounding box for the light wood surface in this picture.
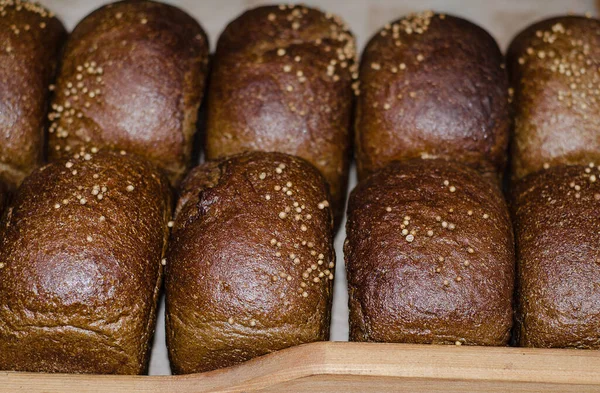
[2,342,600,392]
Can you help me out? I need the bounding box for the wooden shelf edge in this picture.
[2,342,600,393]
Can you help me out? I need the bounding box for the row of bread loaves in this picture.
[347,12,600,350]
[0,1,339,375]
[0,0,599,377]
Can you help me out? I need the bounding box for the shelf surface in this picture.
[2,342,600,392]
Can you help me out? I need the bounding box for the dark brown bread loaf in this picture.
[513,163,600,347]
[507,16,600,180]
[166,151,335,374]
[47,0,209,185]
[0,1,65,188]
[0,150,171,374]
[355,12,510,181]
[206,4,357,223]
[346,159,514,345]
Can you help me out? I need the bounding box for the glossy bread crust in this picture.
[166,151,335,374]
[507,16,600,180]
[0,1,65,188]
[346,159,514,345]
[513,164,600,347]
[356,12,509,180]
[0,150,172,374]
[206,5,357,223]
[48,0,209,185]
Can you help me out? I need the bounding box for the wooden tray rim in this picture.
[2,341,600,392]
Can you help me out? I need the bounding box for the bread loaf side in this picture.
[166,151,335,373]
[0,1,65,188]
[507,16,600,180]
[356,12,509,181]
[346,159,514,345]
[48,0,209,185]
[0,150,172,374]
[513,163,600,347]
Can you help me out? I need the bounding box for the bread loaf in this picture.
[346,159,514,345]
[507,16,600,180]
[355,12,509,180]
[513,163,600,347]
[206,5,357,223]
[47,0,209,185]
[0,150,171,374]
[0,1,65,188]
[166,151,335,373]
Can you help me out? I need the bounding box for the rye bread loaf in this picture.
[0,149,171,374]
[47,0,209,185]
[507,16,600,180]
[0,1,65,188]
[513,163,600,347]
[206,4,357,223]
[355,12,510,181]
[166,151,335,374]
[346,159,514,345]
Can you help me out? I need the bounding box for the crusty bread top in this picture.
[0,0,65,188]
[0,149,171,374]
[507,16,600,180]
[214,4,357,74]
[356,12,509,180]
[47,0,209,185]
[171,151,335,300]
[512,163,600,347]
[206,4,357,220]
